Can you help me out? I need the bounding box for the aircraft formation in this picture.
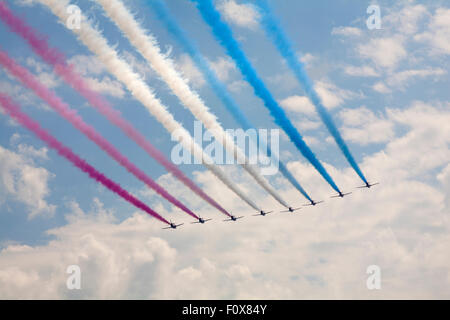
[0,1,379,231]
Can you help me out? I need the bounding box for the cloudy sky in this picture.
[0,0,449,299]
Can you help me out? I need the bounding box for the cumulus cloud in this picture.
[415,8,450,55]
[68,55,105,76]
[25,57,61,89]
[340,106,395,145]
[334,2,448,99]
[0,145,55,218]
[209,56,237,82]
[175,54,206,89]
[279,95,315,115]
[217,0,261,29]
[67,55,126,98]
[384,4,428,35]
[1,0,449,300]
[372,81,391,94]
[296,119,321,131]
[0,79,36,108]
[83,76,126,98]
[377,68,447,92]
[331,26,362,37]
[279,80,359,116]
[315,80,360,109]
[358,37,407,70]
[0,100,449,299]
[343,66,380,77]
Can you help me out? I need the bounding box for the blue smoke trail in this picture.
[147,0,312,201]
[257,0,368,184]
[190,0,341,193]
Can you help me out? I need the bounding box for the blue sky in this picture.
[0,0,449,298]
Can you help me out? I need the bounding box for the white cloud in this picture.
[331,26,362,37]
[415,8,450,55]
[1,1,450,300]
[227,80,248,93]
[16,144,48,161]
[279,95,315,115]
[0,145,55,218]
[174,54,205,89]
[358,37,407,69]
[384,4,428,35]
[2,103,450,297]
[364,101,450,180]
[385,68,446,89]
[26,57,61,89]
[209,57,237,82]
[279,81,360,115]
[372,81,391,94]
[437,164,450,207]
[218,0,261,29]
[296,119,321,131]
[83,76,126,98]
[343,65,379,77]
[315,80,360,109]
[0,100,448,298]
[0,79,37,108]
[372,68,446,93]
[68,55,105,76]
[340,106,395,145]
[266,72,299,92]
[68,55,126,98]
[300,53,315,65]
[122,51,155,80]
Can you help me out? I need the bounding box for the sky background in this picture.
[0,0,449,298]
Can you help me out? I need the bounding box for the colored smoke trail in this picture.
[0,94,170,225]
[98,0,289,208]
[191,0,341,193]
[37,0,259,212]
[256,0,368,184]
[0,1,232,217]
[0,49,199,220]
[148,0,312,202]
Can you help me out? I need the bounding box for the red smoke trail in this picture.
[0,49,199,220]
[0,94,170,225]
[0,2,232,218]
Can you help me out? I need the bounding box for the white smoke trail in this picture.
[97,0,289,208]
[37,0,260,211]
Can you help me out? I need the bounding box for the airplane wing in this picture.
[266,211,274,214]
[281,208,301,212]
[303,202,324,206]
[252,214,262,216]
[162,226,173,230]
[236,216,244,220]
[191,221,201,224]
